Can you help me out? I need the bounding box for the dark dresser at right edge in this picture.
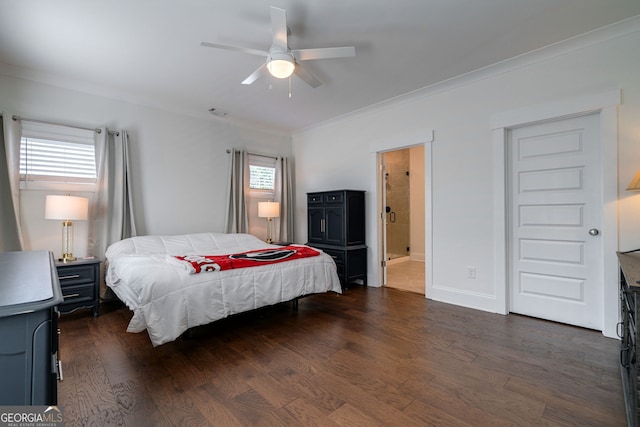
[618,250,640,426]
[307,190,367,287]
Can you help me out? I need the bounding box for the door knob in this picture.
[588,228,600,236]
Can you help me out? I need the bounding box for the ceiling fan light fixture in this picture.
[267,53,295,79]
[201,6,354,87]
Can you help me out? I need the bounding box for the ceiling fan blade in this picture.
[241,63,268,85]
[201,41,268,57]
[270,6,288,51]
[292,46,355,61]
[294,64,321,88]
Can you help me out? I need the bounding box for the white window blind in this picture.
[249,154,276,191]
[19,121,97,185]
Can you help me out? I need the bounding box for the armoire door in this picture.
[324,206,345,246]
[307,207,325,244]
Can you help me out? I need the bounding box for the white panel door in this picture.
[510,113,602,330]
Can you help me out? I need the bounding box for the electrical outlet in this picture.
[467,266,476,279]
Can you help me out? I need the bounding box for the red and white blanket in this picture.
[169,245,321,274]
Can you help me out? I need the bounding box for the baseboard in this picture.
[410,252,425,262]
[387,256,410,266]
[428,285,501,314]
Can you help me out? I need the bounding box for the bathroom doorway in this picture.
[380,145,426,295]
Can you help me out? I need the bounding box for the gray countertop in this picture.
[0,250,63,317]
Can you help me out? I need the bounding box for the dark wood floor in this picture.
[58,286,626,426]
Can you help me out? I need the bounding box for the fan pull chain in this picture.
[288,77,292,98]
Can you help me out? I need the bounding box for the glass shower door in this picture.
[384,149,410,261]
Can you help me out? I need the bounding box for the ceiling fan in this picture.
[201,6,355,88]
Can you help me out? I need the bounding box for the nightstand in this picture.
[55,258,101,317]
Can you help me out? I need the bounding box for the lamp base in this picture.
[60,253,77,263]
[265,217,274,245]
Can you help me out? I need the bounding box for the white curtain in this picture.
[89,128,136,297]
[0,115,24,251]
[224,149,250,233]
[275,156,294,242]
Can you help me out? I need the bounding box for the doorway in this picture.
[380,146,426,295]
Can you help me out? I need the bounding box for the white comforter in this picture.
[105,232,342,346]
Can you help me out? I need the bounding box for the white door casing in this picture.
[509,114,602,329]
[492,89,620,338]
[379,155,388,285]
[371,130,433,291]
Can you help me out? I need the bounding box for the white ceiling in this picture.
[1,0,639,133]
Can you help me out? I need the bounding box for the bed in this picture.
[105,232,342,346]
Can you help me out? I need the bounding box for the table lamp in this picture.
[45,194,89,262]
[258,201,280,244]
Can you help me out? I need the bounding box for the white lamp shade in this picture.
[258,201,280,218]
[267,53,295,79]
[45,195,89,220]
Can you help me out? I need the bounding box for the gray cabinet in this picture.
[0,251,62,405]
[307,190,367,286]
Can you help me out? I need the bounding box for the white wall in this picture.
[0,74,291,258]
[292,22,640,321]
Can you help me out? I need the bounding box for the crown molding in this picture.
[297,15,640,135]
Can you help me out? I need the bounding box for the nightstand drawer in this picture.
[57,265,96,285]
[55,259,101,317]
[61,283,95,304]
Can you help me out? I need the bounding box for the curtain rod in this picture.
[12,115,119,136]
[226,149,278,160]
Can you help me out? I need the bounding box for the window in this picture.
[19,121,96,189]
[249,154,276,192]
